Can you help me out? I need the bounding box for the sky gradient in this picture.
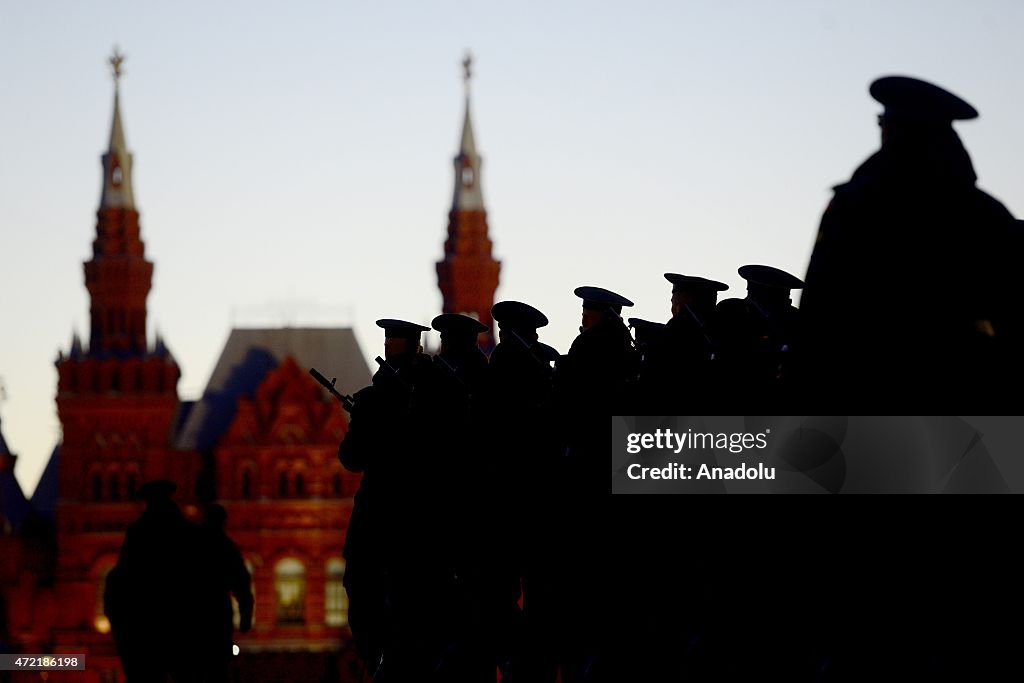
[3,1,1024,495]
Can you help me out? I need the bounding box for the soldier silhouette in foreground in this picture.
[194,503,253,683]
[106,480,202,682]
[801,75,1019,413]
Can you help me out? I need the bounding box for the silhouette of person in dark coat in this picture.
[639,273,728,412]
[106,479,201,683]
[339,318,452,681]
[801,75,1018,412]
[194,503,252,683]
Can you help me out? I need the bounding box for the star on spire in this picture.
[109,46,126,90]
[462,51,473,86]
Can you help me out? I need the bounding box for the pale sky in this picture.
[2,1,1023,496]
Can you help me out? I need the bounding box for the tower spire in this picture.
[100,46,135,210]
[436,52,501,352]
[453,51,483,211]
[84,48,153,355]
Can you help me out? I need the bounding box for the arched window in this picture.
[92,473,103,501]
[295,473,305,497]
[278,471,289,498]
[275,558,305,625]
[126,472,138,499]
[325,558,348,627]
[109,473,121,501]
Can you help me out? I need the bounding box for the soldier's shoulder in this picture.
[715,297,750,317]
[971,187,1015,221]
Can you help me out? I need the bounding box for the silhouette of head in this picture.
[664,273,728,319]
[574,286,634,330]
[431,313,487,355]
[135,479,178,515]
[738,265,803,313]
[492,300,548,345]
[204,503,228,529]
[376,319,429,361]
[871,75,978,144]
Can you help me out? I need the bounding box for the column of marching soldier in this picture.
[336,75,1024,682]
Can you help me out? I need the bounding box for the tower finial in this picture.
[462,51,473,88]
[109,46,126,90]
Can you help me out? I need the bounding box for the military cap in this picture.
[491,301,549,330]
[628,318,666,344]
[737,265,804,291]
[870,76,978,122]
[574,286,634,312]
[136,479,176,503]
[431,313,488,344]
[376,319,430,340]
[664,273,729,294]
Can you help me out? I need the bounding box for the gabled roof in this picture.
[173,328,371,451]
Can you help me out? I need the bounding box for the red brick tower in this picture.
[47,50,195,680]
[436,53,501,352]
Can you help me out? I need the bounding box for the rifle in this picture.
[683,303,718,359]
[374,356,416,392]
[308,368,355,412]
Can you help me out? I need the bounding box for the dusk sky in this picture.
[3,1,1024,495]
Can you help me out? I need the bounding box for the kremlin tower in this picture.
[436,53,502,352]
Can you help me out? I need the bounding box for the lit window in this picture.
[325,558,348,627]
[275,558,305,625]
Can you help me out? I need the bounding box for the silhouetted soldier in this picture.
[640,273,729,412]
[338,318,450,681]
[428,312,510,682]
[551,286,638,681]
[481,300,558,681]
[194,503,252,683]
[431,313,490,407]
[106,479,200,683]
[628,317,666,412]
[715,264,803,409]
[801,75,1018,413]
